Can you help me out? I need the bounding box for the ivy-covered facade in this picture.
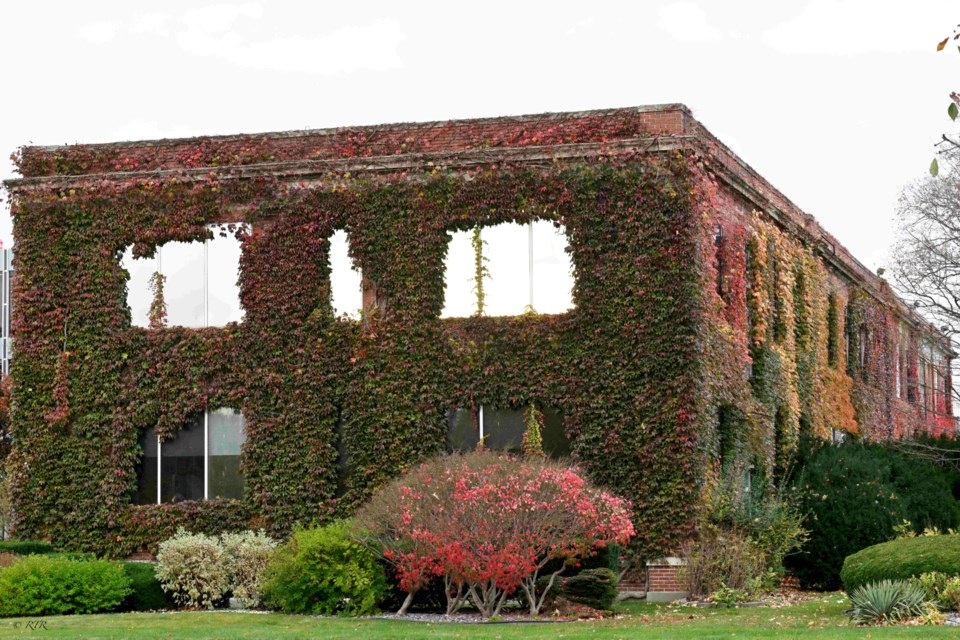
[3,104,954,558]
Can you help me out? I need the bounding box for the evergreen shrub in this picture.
[788,442,958,588]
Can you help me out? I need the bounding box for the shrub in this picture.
[682,528,766,598]
[683,473,806,599]
[155,529,229,610]
[912,572,960,612]
[0,556,132,616]
[561,568,618,610]
[355,451,634,617]
[847,579,928,625]
[788,442,958,589]
[0,552,17,568]
[709,583,752,606]
[261,521,386,616]
[841,535,960,592]
[0,540,55,556]
[221,530,277,608]
[45,551,96,561]
[119,562,175,612]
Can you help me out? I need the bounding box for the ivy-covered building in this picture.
[3,104,955,557]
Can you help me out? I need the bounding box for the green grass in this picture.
[0,594,957,639]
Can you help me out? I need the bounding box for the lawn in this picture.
[1,595,958,640]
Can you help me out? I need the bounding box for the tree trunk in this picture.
[397,591,415,616]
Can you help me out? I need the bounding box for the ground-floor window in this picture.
[446,405,571,458]
[135,408,246,504]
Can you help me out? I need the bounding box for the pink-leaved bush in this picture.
[355,451,634,617]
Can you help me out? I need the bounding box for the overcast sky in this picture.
[1,0,957,273]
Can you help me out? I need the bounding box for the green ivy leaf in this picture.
[950,103,958,121]
[931,158,940,177]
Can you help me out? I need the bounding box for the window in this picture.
[329,229,363,319]
[445,405,571,458]
[896,324,907,400]
[122,224,247,328]
[826,294,839,368]
[713,224,724,298]
[895,342,902,399]
[135,408,246,504]
[859,326,869,376]
[441,221,574,317]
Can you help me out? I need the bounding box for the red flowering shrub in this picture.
[355,451,634,617]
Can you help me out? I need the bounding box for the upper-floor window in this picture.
[135,408,246,504]
[826,294,839,368]
[122,224,247,328]
[329,230,363,319]
[713,223,724,299]
[858,326,869,379]
[441,221,574,318]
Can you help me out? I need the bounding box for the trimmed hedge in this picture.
[0,540,55,555]
[0,556,132,616]
[119,562,175,612]
[841,535,960,592]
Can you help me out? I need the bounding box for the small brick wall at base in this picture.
[643,557,688,602]
[647,565,686,593]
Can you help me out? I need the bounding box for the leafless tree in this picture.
[892,146,960,457]
[893,146,960,343]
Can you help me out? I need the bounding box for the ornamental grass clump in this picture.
[155,529,229,610]
[847,579,928,625]
[355,451,634,617]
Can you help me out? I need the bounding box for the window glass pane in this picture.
[160,414,205,502]
[207,224,246,326]
[484,408,525,454]
[330,230,363,319]
[208,408,246,500]
[441,230,477,318]
[121,246,158,328]
[163,241,206,328]
[541,407,571,459]
[446,407,479,452]
[484,223,530,316]
[531,221,574,314]
[134,426,158,505]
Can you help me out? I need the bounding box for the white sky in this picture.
[2,0,958,275]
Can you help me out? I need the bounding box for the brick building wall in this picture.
[3,104,954,571]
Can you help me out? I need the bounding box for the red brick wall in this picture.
[646,562,687,594]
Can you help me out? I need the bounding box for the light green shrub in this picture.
[221,530,277,608]
[912,572,960,612]
[0,556,131,616]
[155,528,228,610]
[261,521,386,616]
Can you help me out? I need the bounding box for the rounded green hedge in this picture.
[841,535,960,591]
